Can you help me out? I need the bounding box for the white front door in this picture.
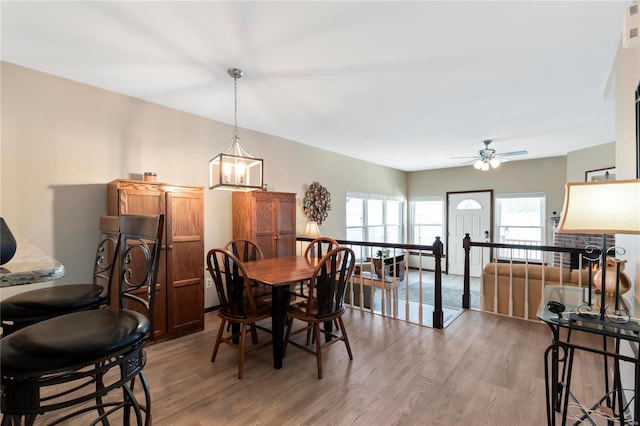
[447,191,492,277]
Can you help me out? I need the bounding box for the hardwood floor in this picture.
[23,308,611,425]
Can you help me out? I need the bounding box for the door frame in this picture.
[445,189,494,274]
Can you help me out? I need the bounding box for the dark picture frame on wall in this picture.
[636,80,639,178]
[585,167,616,182]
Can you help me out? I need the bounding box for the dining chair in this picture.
[0,215,120,336]
[1,214,164,426]
[206,248,272,379]
[224,239,272,299]
[284,246,355,379]
[290,237,340,298]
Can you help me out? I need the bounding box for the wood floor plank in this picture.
[20,307,619,425]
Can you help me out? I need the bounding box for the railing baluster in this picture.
[464,237,596,321]
[297,236,446,329]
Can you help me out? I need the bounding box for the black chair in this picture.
[290,237,339,298]
[207,248,272,379]
[0,216,120,335]
[284,246,355,379]
[1,214,164,426]
[224,239,272,299]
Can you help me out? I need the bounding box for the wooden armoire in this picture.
[107,179,204,340]
[232,191,296,259]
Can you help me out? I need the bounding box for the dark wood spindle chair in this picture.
[284,246,355,379]
[291,237,339,298]
[207,248,272,379]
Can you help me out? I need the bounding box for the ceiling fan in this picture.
[454,139,528,171]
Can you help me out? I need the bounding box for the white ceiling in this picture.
[1,1,631,171]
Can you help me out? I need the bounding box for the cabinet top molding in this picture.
[109,179,204,192]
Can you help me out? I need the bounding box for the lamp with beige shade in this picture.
[556,179,640,321]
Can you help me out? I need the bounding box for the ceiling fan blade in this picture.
[450,156,480,159]
[495,150,528,157]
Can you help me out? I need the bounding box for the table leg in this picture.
[544,343,557,426]
[271,286,290,369]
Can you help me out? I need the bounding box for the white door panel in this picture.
[447,191,492,277]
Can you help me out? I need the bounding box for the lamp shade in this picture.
[303,221,321,238]
[556,179,640,235]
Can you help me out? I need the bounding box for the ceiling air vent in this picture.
[623,2,639,48]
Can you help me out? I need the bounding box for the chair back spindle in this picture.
[207,248,260,319]
[226,239,264,262]
[308,247,355,318]
[94,215,121,300]
[119,214,165,340]
[304,237,339,262]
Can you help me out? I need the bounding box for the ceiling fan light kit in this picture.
[463,139,527,171]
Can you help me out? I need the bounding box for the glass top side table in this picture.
[537,285,639,426]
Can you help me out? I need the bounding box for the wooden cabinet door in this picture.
[276,193,296,257]
[166,190,204,334]
[232,191,297,259]
[254,193,277,259]
[112,186,167,339]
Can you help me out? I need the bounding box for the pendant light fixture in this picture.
[209,68,264,191]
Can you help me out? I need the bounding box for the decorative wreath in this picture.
[303,181,331,225]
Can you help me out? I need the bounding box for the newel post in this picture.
[462,233,471,309]
[432,236,443,329]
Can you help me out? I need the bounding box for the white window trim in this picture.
[495,192,546,261]
[410,196,444,245]
[346,192,405,243]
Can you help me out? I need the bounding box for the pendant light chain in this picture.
[233,72,239,140]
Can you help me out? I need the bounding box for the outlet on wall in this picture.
[205,277,213,289]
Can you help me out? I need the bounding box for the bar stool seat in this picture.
[1,309,148,374]
[0,216,120,335]
[1,284,106,321]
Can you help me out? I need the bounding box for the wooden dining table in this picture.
[242,255,318,369]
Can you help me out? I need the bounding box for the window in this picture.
[496,193,545,261]
[346,192,403,244]
[456,199,481,210]
[410,198,444,245]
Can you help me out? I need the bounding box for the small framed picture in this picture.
[585,167,616,182]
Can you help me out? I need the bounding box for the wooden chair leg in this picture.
[306,325,313,346]
[238,323,247,379]
[211,318,226,362]
[250,324,258,344]
[283,316,293,357]
[314,323,323,379]
[338,316,353,360]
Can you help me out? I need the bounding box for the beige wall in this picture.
[0,62,405,306]
[610,39,639,303]
[408,155,567,245]
[566,142,616,183]
[608,36,640,406]
[1,60,632,309]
